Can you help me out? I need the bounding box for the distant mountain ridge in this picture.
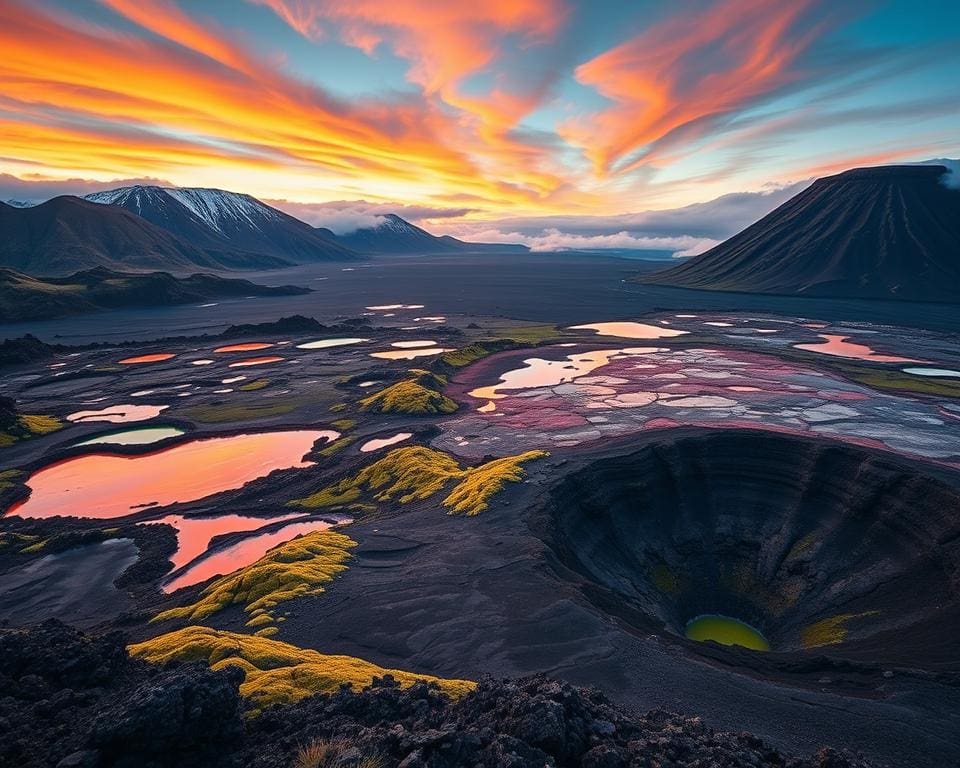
[85,185,354,263]
[0,265,310,323]
[643,164,960,302]
[334,212,528,254]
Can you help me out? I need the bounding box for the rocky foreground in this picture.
[1,622,875,768]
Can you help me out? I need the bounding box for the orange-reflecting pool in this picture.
[7,430,336,520]
[214,342,274,353]
[794,334,919,363]
[162,518,341,592]
[150,512,303,571]
[118,353,176,365]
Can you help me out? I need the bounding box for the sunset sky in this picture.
[2,0,959,245]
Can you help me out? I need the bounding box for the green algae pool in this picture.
[685,614,770,651]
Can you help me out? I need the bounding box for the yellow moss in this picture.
[20,539,48,554]
[292,446,547,516]
[442,452,547,515]
[19,414,63,435]
[254,627,279,637]
[330,419,356,431]
[328,403,348,413]
[478,324,560,344]
[440,344,491,368]
[0,433,16,448]
[129,626,475,713]
[0,468,23,489]
[802,611,880,649]
[359,370,456,415]
[152,530,356,626]
[238,379,270,392]
[318,436,356,458]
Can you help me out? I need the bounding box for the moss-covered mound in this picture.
[153,530,356,628]
[359,371,457,415]
[130,626,475,712]
[292,446,547,516]
[0,396,63,447]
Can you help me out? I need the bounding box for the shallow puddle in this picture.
[390,340,437,349]
[6,430,337,520]
[794,334,918,363]
[685,615,769,651]
[162,517,342,592]
[469,348,663,405]
[360,432,413,452]
[296,338,369,350]
[903,367,960,378]
[570,322,688,339]
[214,342,274,353]
[67,404,169,423]
[228,356,285,367]
[370,348,453,360]
[72,426,186,446]
[118,353,176,365]
[150,512,303,571]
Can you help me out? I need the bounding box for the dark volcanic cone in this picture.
[643,164,960,302]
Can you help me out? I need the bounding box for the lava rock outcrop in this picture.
[1,621,875,768]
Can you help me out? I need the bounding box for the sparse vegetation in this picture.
[183,401,297,422]
[318,435,356,457]
[129,626,475,713]
[0,399,64,447]
[238,378,271,391]
[0,468,23,491]
[801,611,880,648]
[293,739,383,768]
[439,343,492,367]
[359,371,457,415]
[292,446,548,516]
[152,530,356,626]
[330,418,356,430]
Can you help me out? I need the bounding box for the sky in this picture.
[1,0,959,250]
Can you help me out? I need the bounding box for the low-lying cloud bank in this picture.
[453,228,720,257]
[265,199,473,235]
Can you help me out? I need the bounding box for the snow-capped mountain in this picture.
[3,199,37,208]
[335,213,527,254]
[86,185,354,263]
[0,196,272,275]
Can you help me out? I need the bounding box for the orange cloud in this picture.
[249,0,573,199]
[561,0,831,174]
[0,0,579,212]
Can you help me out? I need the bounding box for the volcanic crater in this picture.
[537,431,960,670]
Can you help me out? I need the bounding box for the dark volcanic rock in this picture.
[643,165,960,301]
[535,430,960,671]
[1,622,875,768]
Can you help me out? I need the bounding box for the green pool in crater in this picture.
[685,614,770,651]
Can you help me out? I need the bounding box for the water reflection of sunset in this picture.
[8,430,335,520]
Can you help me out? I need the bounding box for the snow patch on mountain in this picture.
[85,185,285,233]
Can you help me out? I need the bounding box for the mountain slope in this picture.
[643,165,960,302]
[335,213,527,254]
[86,186,355,262]
[0,197,293,275]
[0,266,310,323]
